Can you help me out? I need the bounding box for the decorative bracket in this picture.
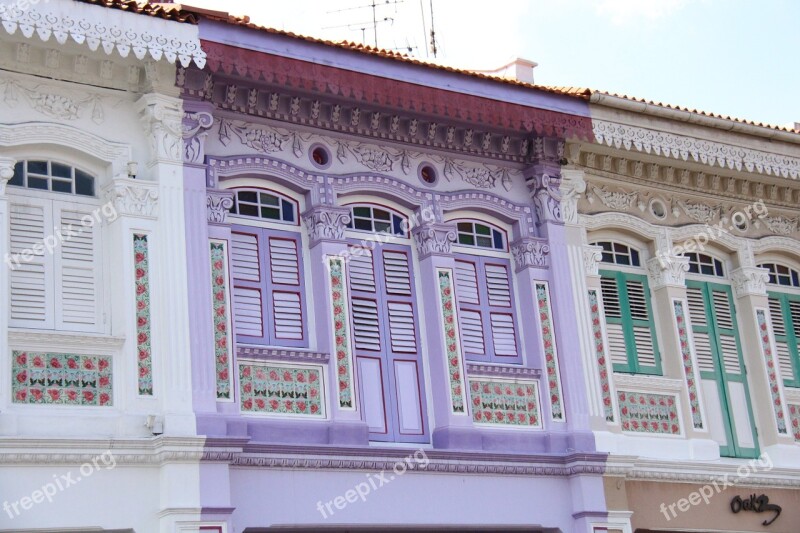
[510,237,550,271]
[411,222,457,259]
[731,266,770,299]
[647,255,690,291]
[301,204,352,247]
[207,189,234,225]
[0,156,16,196]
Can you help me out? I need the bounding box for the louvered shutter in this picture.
[348,249,380,351]
[267,236,304,342]
[687,286,715,373]
[231,230,266,340]
[711,290,741,375]
[626,279,657,369]
[454,259,485,356]
[768,295,800,384]
[485,263,517,357]
[8,200,53,329]
[600,276,627,367]
[54,204,102,332]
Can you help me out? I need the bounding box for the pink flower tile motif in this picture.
[788,404,800,442]
[210,242,232,400]
[673,300,703,429]
[588,289,614,421]
[239,362,324,416]
[439,269,466,413]
[12,351,112,406]
[469,378,540,427]
[133,234,153,396]
[618,390,680,435]
[757,309,787,434]
[536,282,564,421]
[329,257,353,408]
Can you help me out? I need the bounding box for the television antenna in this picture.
[325,1,405,48]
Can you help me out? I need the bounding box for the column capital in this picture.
[510,237,550,271]
[0,156,16,196]
[207,189,234,225]
[183,102,215,165]
[558,168,587,225]
[525,166,563,225]
[301,204,351,247]
[582,244,604,277]
[412,222,457,259]
[646,255,690,291]
[102,176,159,219]
[731,266,770,299]
[137,93,184,166]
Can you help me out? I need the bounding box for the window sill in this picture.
[8,329,125,351]
[466,363,541,379]
[236,344,329,363]
[612,373,683,393]
[783,387,800,403]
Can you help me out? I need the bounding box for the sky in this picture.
[186,0,799,129]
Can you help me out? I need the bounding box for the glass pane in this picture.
[261,207,280,220]
[777,264,790,275]
[281,201,295,222]
[230,199,238,214]
[768,273,778,284]
[374,221,391,234]
[353,206,371,217]
[792,271,800,287]
[239,203,259,217]
[631,249,640,267]
[392,215,404,236]
[459,234,475,246]
[75,171,94,196]
[457,222,472,233]
[373,208,390,221]
[238,191,257,203]
[354,218,372,231]
[613,242,628,253]
[475,224,491,236]
[714,260,724,276]
[28,176,49,190]
[617,254,630,266]
[10,162,23,187]
[476,236,492,248]
[51,162,72,179]
[688,262,700,274]
[492,230,504,250]
[52,179,72,193]
[599,241,613,251]
[779,276,791,287]
[701,264,714,276]
[601,252,614,263]
[346,219,353,228]
[27,161,48,175]
[260,193,279,206]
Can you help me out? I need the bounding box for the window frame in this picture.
[344,202,409,238]
[9,160,97,198]
[454,219,507,252]
[599,268,662,375]
[229,187,300,226]
[760,262,800,288]
[684,252,725,277]
[593,240,641,267]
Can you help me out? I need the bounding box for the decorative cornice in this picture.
[103,177,159,219]
[0,437,207,465]
[0,1,205,68]
[466,364,542,379]
[646,255,690,291]
[411,222,457,259]
[593,120,800,179]
[206,189,234,225]
[237,345,330,363]
[301,204,352,246]
[730,266,770,298]
[0,156,15,196]
[582,244,603,276]
[510,237,550,271]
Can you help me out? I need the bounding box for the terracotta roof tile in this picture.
[74,0,198,23]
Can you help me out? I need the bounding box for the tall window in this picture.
[453,219,520,364]
[684,252,758,458]
[761,263,800,387]
[594,241,661,374]
[7,160,103,333]
[229,188,307,348]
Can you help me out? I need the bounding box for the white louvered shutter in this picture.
[54,204,102,332]
[768,297,792,380]
[600,276,627,367]
[626,279,657,369]
[231,230,265,339]
[9,200,53,329]
[687,286,715,373]
[268,236,303,341]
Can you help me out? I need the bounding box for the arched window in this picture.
[229,188,298,224]
[7,159,104,333]
[591,240,660,375]
[456,220,506,251]
[684,252,724,277]
[760,263,800,388]
[345,204,407,237]
[228,187,307,348]
[452,219,519,364]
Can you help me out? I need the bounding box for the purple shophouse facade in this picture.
[178,10,610,532]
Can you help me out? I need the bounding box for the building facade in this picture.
[1,1,799,533]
